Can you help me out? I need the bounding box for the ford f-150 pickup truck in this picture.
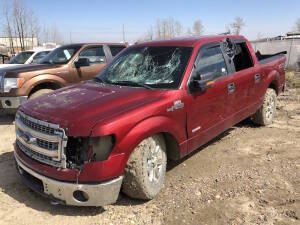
[0,43,126,112]
[14,35,286,206]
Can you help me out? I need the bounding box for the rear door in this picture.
[71,45,107,81]
[186,42,234,153]
[228,39,261,123]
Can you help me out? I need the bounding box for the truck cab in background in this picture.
[0,43,126,112]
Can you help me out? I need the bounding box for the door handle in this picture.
[228,82,235,94]
[254,74,260,83]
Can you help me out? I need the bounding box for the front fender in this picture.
[117,115,185,157]
[22,74,67,96]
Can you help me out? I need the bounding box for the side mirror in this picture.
[189,70,215,93]
[74,57,90,68]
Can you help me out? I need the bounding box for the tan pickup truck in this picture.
[0,43,126,112]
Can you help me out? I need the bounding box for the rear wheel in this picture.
[29,88,53,100]
[122,134,167,200]
[252,88,277,126]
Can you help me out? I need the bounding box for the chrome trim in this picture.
[15,152,123,207]
[16,111,68,168]
[16,130,59,158]
[0,71,5,93]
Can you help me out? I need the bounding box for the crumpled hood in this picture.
[20,82,164,136]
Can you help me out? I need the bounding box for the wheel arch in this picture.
[26,74,66,97]
[114,116,185,163]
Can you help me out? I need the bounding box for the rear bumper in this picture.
[0,96,27,109]
[14,151,123,207]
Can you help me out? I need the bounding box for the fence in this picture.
[251,39,300,71]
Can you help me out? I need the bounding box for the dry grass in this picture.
[286,70,300,88]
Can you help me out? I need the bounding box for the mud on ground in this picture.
[0,87,299,225]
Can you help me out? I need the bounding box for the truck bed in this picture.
[256,51,287,65]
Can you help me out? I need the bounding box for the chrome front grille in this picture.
[15,111,67,168]
[20,114,57,135]
[36,139,59,151]
[16,140,61,167]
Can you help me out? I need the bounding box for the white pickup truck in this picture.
[0,49,52,69]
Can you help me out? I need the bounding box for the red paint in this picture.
[18,35,286,183]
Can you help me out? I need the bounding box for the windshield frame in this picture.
[39,45,82,65]
[95,45,193,90]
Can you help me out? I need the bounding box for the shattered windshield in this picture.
[96,46,193,89]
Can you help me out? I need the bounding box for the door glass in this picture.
[78,46,106,64]
[196,46,228,80]
[109,46,126,56]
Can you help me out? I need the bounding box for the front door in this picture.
[186,42,234,153]
[71,46,107,81]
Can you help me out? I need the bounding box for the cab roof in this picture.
[135,35,245,47]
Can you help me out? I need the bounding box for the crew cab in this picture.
[0,43,126,111]
[14,35,286,206]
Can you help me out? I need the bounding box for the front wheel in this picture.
[29,89,53,100]
[122,134,167,200]
[252,88,277,126]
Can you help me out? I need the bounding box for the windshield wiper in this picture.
[93,77,107,84]
[110,80,153,90]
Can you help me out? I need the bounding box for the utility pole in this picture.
[122,24,126,43]
[69,32,72,43]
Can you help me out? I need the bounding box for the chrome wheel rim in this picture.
[146,143,163,183]
[266,96,275,120]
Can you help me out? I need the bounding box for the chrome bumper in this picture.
[0,96,27,109]
[15,152,123,207]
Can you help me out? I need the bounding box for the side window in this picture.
[78,46,106,64]
[196,46,228,80]
[33,51,49,60]
[109,46,126,56]
[232,42,253,72]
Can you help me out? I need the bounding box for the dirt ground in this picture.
[0,86,299,225]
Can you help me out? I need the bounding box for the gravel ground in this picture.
[0,87,299,225]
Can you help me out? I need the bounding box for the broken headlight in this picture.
[66,135,115,169]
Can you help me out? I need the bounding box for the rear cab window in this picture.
[232,41,253,72]
[109,45,126,56]
[78,46,106,64]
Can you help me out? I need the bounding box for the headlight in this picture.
[3,78,25,92]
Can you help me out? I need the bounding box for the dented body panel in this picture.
[14,35,286,206]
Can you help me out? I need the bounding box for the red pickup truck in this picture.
[14,35,286,206]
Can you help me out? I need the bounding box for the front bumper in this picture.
[0,96,27,109]
[15,152,123,207]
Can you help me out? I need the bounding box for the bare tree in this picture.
[230,17,245,35]
[2,0,15,54]
[13,0,28,51]
[296,18,300,32]
[145,26,154,40]
[174,20,183,36]
[28,9,40,47]
[193,20,204,35]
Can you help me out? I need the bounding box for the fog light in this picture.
[73,190,89,202]
[5,100,11,107]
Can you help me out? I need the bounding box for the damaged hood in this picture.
[20,81,164,136]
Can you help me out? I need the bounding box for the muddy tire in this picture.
[122,134,167,200]
[29,89,53,100]
[252,88,277,126]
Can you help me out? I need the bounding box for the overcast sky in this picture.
[2,0,300,43]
